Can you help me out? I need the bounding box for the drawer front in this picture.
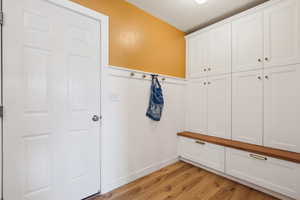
[178,136,225,172]
[226,148,300,199]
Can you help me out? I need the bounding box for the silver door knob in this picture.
[92,115,100,122]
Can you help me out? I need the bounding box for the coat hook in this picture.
[162,77,166,81]
[142,74,146,79]
[130,72,135,77]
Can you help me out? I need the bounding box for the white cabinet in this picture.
[226,148,300,199]
[209,23,231,76]
[207,75,231,139]
[186,80,207,133]
[232,12,264,72]
[264,64,300,153]
[188,33,210,78]
[232,0,300,72]
[178,136,225,172]
[232,70,263,145]
[264,0,300,68]
[186,75,231,139]
[187,23,231,78]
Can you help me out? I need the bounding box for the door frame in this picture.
[2,0,109,196]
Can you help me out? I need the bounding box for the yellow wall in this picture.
[71,0,186,78]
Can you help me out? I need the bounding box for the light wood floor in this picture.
[92,161,279,200]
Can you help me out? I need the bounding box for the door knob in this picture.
[92,115,100,122]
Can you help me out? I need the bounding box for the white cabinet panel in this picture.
[264,65,300,153]
[188,33,210,78]
[186,80,207,133]
[207,75,231,139]
[226,148,300,199]
[178,137,225,172]
[264,0,300,68]
[232,12,264,72]
[209,23,231,76]
[232,70,263,145]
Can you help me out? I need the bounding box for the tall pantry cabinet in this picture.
[186,0,300,153]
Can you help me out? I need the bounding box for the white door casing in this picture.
[3,0,108,200]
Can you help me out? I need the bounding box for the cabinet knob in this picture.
[257,76,262,80]
[207,82,211,85]
[258,58,262,62]
[208,68,211,71]
[265,75,269,79]
[203,82,207,85]
[265,57,269,61]
[203,68,207,72]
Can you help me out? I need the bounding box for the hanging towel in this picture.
[146,75,164,121]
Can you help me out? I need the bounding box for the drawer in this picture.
[178,136,225,172]
[226,148,300,199]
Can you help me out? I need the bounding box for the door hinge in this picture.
[0,106,3,118]
[0,11,3,25]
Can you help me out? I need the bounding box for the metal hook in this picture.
[142,74,146,79]
[130,72,135,77]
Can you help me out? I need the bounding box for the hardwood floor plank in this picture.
[94,162,279,200]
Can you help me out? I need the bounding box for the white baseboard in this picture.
[180,158,294,200]
[101,157,179,194]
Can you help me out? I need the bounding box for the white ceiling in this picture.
[126,0,269,33]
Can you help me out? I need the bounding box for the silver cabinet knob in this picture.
[203,68,207,72]
[257,76,262,80]
[265,57,269,61]
[258,58,262,62]
[265,75,269,79]
[92,115,100,122]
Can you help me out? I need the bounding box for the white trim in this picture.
[108,65,186,84]
[185,0,284,39]
[101,157,179,194]
[180,158,294,200]
[46,0,109,194]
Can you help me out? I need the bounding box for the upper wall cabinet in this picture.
[232,0,300,73]
[232,12,264,72]
[188,33,210,78]
[209,23,232,76]
[187,23,231,78]
[264,0,300,68]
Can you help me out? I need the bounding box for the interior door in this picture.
[264,64,300,153]
[209,23,231,76]
[206,75,231,139]
[264,0,300,68]
[232,70,263,145]
[3,0,101,200]
[186,80,207,133]
[232,11,264,72]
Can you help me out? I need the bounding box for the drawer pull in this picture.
[195,140,206,145]
[250,154,267,161]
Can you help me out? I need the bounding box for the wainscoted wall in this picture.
[101,67,186,193]
[71,0,186,78]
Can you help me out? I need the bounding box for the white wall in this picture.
[101,67,186,193]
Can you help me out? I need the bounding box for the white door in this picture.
[186,80,207,133]
[232,70,263,145]
[264,0,300,68]
[232,11,264,72]
[206,75,231,139]
[209,23,231,76]
[188,32,210,78]
[264,65,300,153]
[3,0,101,200]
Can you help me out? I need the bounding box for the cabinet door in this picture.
[186,80,207,133]
[232,70,263,145]
[264,0,300,68]
[188,33,210,78]
[209,23,231,76]
[226,148,300,199]
[264,65,300,153]
[207,75,231,139]
[232,12,264,72]
[178,137,225,173]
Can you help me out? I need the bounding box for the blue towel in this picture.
[146,75,164,121]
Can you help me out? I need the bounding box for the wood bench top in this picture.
[178,131,300,164]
